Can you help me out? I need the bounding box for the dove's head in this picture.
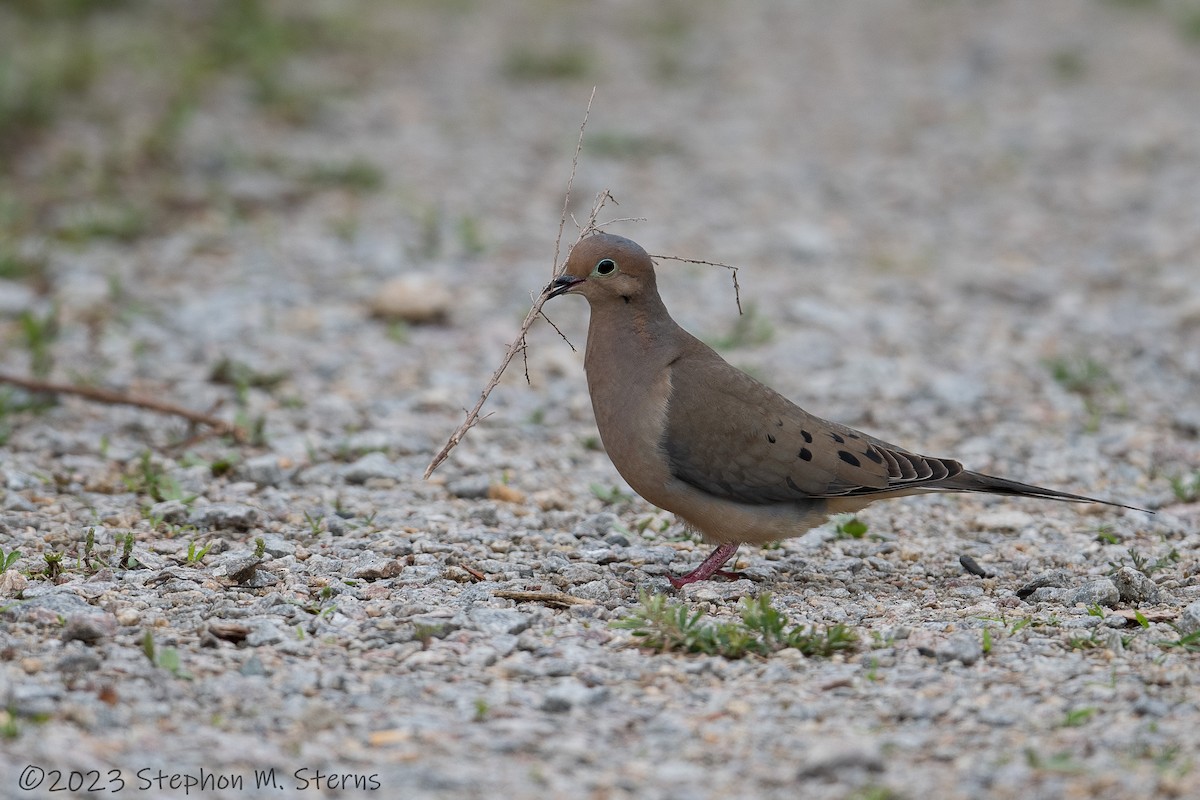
[545,232,658,305]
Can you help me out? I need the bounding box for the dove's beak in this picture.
[545,275,585,299]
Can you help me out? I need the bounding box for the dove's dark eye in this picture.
[594,258,617,276]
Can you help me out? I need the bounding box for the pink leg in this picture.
[669,542,742,588]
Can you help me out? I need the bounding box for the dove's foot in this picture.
[668,542,741,588]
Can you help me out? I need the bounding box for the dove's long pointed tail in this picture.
[938,471,1150,513]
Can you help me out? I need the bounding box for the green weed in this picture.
[835,516,869,539]
[303,158,385,192]
[590,484,634,506]
[502,45,592,81]
[17,308,58,377]
[612,592,857,659]
[0,548,19,572]
[1168,471,1200,503]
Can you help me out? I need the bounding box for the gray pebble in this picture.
[10,590,91,621]
[539,678,609,712]
[239,654,268,676]
[190,503,261,531]
[258,534,295,559]
[4,492,36,512]
[341,452,403,484]
[469,608,531,636]
[572,512,619,539]
[1178,599,1200,637]
[147,499,190,525]
[60,611,117,644]
[796,740,884,778]
[1025,587,1068,603]
[411,613,460,639]
[1016,569,1072,599]
[215,553,263,584]
[936,632,984,666]
[350,555,403,580]
[245,620,289,647]
[447,475,490,499]
[1111,566,1163,605]
[238,455,287,487]
[1069,579,1120,608]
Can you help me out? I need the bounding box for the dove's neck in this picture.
[584,292,683,377]
[581,291,684,500]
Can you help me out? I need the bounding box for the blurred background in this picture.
[1,0,1198,473]
[3,3,1200,794]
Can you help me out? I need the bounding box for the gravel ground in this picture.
[2,2,1200,798]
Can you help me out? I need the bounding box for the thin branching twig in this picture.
[650,253,744,314]
[424,90,601,480]
[424,90,744,479]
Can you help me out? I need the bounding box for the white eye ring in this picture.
[594,258,617,276]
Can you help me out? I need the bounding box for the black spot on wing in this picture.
[801,430,813,443]
[799,448,812,461]
[838,450,861,468]
[831,433,845,444]
[767,433,776,444]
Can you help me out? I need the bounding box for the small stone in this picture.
[935,632,984,666]
[57,651,102,676]
[539,678,609,712]
[369,273,452,324]
[0,279,37,315]
[215,553,263,584]
[796,740,884,778]
[190,503,261,531]
[4,492,35,512]
[1177,600,1200,637]
[60,611,117,644]
[115,608,141,626]
[208,622,251,643]
[572,512,619,539]
[1111,566,1163,605]
[238,455,287,487]
[447,475,490,499]
[147,499,190,525]
[11,590,90,621]
[410,613,460,640]
[1026,587,1068,603]
[604,531,631,547]
[488,483,525,504]
[245,620,288,647]
[959,554,994,577]
[258,534,295,559]
[469,608,531,636]
[1016,569,1072,599]
[975,510,1035,531]
[1069,578,1120,608]
[341,452,403,484]
[0,569,27,597]
[350,555,404,580]
[240,654,268,676]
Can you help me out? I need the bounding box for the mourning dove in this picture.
[545,232,1144,588]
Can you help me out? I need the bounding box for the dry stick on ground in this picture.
[492,590,593,608]
[0,371,243,441]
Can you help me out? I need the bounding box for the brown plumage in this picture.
[545,232,1144,587]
